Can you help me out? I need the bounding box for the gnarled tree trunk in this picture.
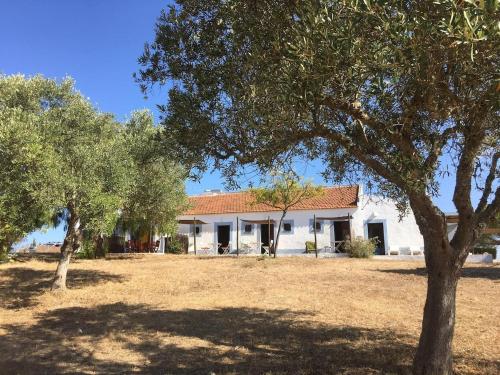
[51,205,81,291]
[410,197,469,375]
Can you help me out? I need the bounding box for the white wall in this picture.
[355,195,424,254]
[173,195,425,255]
[177,207,357,255]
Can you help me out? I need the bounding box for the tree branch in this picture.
[475,151,499,214]
[321,96,419,160]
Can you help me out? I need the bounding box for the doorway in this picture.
[216,224,231,254]
[260,223,274,254]
[332,221,350,252]
[367,222,386,255]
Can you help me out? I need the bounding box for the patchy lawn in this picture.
[0,255,498,374]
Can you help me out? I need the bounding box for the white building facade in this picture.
[165,185,425,256]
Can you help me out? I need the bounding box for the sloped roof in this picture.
[183,185,359,215]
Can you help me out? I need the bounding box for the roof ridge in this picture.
[188,184,359,198]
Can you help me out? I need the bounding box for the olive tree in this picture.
[137,1,499,373]
[250,171,322,257]
[0,75,61,255]
[121,110,188,239]
[46,86,131,290]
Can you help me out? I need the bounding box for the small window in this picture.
[309,219,323,233]
[190,224,202,237]
[282,220,294,234]
[241,223,254,235]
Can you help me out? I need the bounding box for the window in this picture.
[309,219,323,233]
[282,220,294,234]
[190,224,202,237]
[241,223,254,235]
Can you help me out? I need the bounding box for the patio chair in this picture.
[388,247,400,255]
[218,242,231,255]
[409,247,423,256]
[239,243,254,254]
[199,243,215,255]
[304,241,315,253]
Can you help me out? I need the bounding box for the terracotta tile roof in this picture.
[183,185,359,215]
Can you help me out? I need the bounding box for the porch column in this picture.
[268,216,271,256]
[314,214,318,258]
[348,214,353,243]
[193,217,197,255]
[236,216,239,257]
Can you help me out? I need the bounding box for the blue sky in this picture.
[1,0,463,245]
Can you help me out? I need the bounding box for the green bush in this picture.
[76,238,96,259]
[166,234,188,254]
[344,237,376,258]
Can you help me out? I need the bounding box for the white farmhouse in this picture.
[168,185,425,256]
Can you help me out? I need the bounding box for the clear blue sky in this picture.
[1,0,462,245]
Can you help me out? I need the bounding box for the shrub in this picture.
[344,237,376,258]
[166,234,188,254]
[76,238,96,259]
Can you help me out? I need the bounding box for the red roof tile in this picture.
[183,186,359,215]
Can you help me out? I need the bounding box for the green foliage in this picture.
[166,234,188,254]
[75,238,97,259]
[1,75,187,263]
[344,237,376,258]
[0,75,62,251]
[121,111,188,236]
[137,0,499,222]
[250,171,323,212]
[250,170,323,255]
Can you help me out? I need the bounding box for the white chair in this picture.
[388,247,400,255]
[199,243,216,255]
[409,247,423,256]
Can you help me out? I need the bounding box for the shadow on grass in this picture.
[378,266,500,281]
[0,303,418,374]
[2,303,498,374]
[0,267,126,309]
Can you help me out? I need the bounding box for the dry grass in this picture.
[0,255,498,374]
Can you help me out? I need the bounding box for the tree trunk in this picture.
[409,196,469,375]
[51,206,81,291]
[413,261,459,375]
[274,211,287,258]
[51,240,73,290]
[95,234,105,258]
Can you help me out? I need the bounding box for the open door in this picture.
[260,223,274,254]
[216,225,231,254]
[367,222,386,255]
[332,221,351,252]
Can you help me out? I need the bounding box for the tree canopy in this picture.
[121,110,188,236]
[137,1,499,373]
[0,75,187,289]
[0,75,62,253]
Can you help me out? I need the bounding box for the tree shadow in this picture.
[0,268,126,309]
[0,303,417,374]
[2,303,498,374]
[378,266,500,281]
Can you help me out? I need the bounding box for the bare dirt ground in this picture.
[0,255,498,374]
